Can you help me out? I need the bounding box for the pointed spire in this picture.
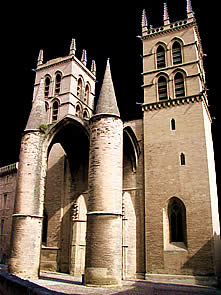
[69,38,76,55]
[142,9,148,35]
[186,0,194,19]
[91,60,96,76]
[37,49,43,67]
[163,3,170,26]
[25,78,47,131]
[81,49,87,66]
[95,59,120,117]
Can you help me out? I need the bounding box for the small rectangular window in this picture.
[180,153,185,166]
[171,119,176,131]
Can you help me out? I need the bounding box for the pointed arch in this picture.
[83,109,89,120]
[76,103,83,118]
[123,126,141,172]
[168,197,187,245]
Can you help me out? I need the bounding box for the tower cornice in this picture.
[142,94,211,122]
[36,55,96,81]
[142,18,195,40]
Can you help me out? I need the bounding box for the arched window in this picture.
[174,72,185,98]
[76,104,81,117]
[83,110,89,119]
[55,72,62,95]
[157,45,166,68]
[168,197,187,244]
[172,41,182,65]
[158,76,168,101]
[84,84,90,104]
[44,76,51,98]
[180,153,185,166]
[52,101,59,122]
[77,78,83,100]
[171,118,176,131]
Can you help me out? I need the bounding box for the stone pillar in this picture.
[8,131,46,279]
[85,115,123,286]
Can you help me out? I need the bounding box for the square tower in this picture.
[142,2,220,280]
[34,41,96,125]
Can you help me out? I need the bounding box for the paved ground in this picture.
[28,271,221,295]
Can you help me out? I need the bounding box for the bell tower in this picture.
[142,0,220,281]
[34,39,96,124]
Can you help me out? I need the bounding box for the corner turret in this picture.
[85,59,123,286]
[25,78,47,131]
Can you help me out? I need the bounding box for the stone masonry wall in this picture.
[144,100,218,276]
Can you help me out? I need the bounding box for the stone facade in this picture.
[0,164,18,264]
[0,0,220,286]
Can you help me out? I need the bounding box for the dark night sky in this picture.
[1,1,220,214]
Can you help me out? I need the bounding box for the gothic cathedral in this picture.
[7,0,220,286]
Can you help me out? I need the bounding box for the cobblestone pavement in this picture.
[29,271,221,295]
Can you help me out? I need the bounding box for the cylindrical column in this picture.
[85,115,123,286]
[9,131,46,279]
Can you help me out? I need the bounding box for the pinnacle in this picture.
[95,59,120,117]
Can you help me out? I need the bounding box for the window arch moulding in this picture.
[163,196,187,251]
[152,42,168,70]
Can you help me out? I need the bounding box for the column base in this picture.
[85,267,122,287]
[8,214,43,279]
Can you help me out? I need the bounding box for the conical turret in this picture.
[95,59,120,117]
[25,78,47,131]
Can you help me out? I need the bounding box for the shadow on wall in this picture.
[181,233,221,278]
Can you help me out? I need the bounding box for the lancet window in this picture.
[52,100,59,122]
[174,72,185,98]
[158,76,168,101]
[157,45,166,69]
[44,76,51,98]
[172,41,182,65]
[168,197,187,244]
[55,72,62,95]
